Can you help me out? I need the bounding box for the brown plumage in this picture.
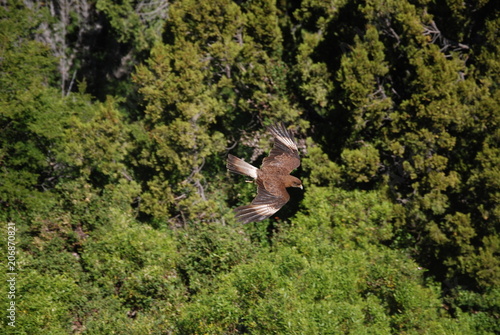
[227,123,303,224]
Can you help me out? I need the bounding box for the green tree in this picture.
[0,1,62,221]
[293,0,499,329]
[1,0,498,333]
[132,0,307,224]
[175,187,472,334]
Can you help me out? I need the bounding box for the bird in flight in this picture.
[227,123,303,224]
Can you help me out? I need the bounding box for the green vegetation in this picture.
[1,0,498,333]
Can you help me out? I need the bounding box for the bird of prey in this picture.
[227,123,303,224]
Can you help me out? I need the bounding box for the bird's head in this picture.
[285,175,303,190]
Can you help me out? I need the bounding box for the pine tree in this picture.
[132,0,306,224]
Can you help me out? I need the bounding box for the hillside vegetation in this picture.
[1,0,499,333]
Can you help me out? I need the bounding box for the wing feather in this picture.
[262,123,300,173]
[234,179,289,224]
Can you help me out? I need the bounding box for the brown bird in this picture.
[227,123,303,224]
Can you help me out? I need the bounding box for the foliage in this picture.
[176,187,471,334]
[1,0,498,333]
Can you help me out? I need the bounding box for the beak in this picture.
[299,185,303,190]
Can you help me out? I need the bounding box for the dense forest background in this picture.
[1,0,499,333]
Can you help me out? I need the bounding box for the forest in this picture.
[0,0,499,333]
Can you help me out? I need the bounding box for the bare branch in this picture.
[423,20,469,53]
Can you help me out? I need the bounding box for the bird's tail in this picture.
[227,154,258,179]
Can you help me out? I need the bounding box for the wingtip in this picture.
[266,122,298,156]
[233,203,280,224]
[269,122,295,137]
[267,122,287,133]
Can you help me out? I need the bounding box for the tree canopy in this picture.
[1,0,499,333]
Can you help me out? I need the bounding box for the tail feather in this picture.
[227,154,258,179]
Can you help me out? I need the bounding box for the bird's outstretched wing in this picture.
[262,123,300,174]
[234,179,289,224]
